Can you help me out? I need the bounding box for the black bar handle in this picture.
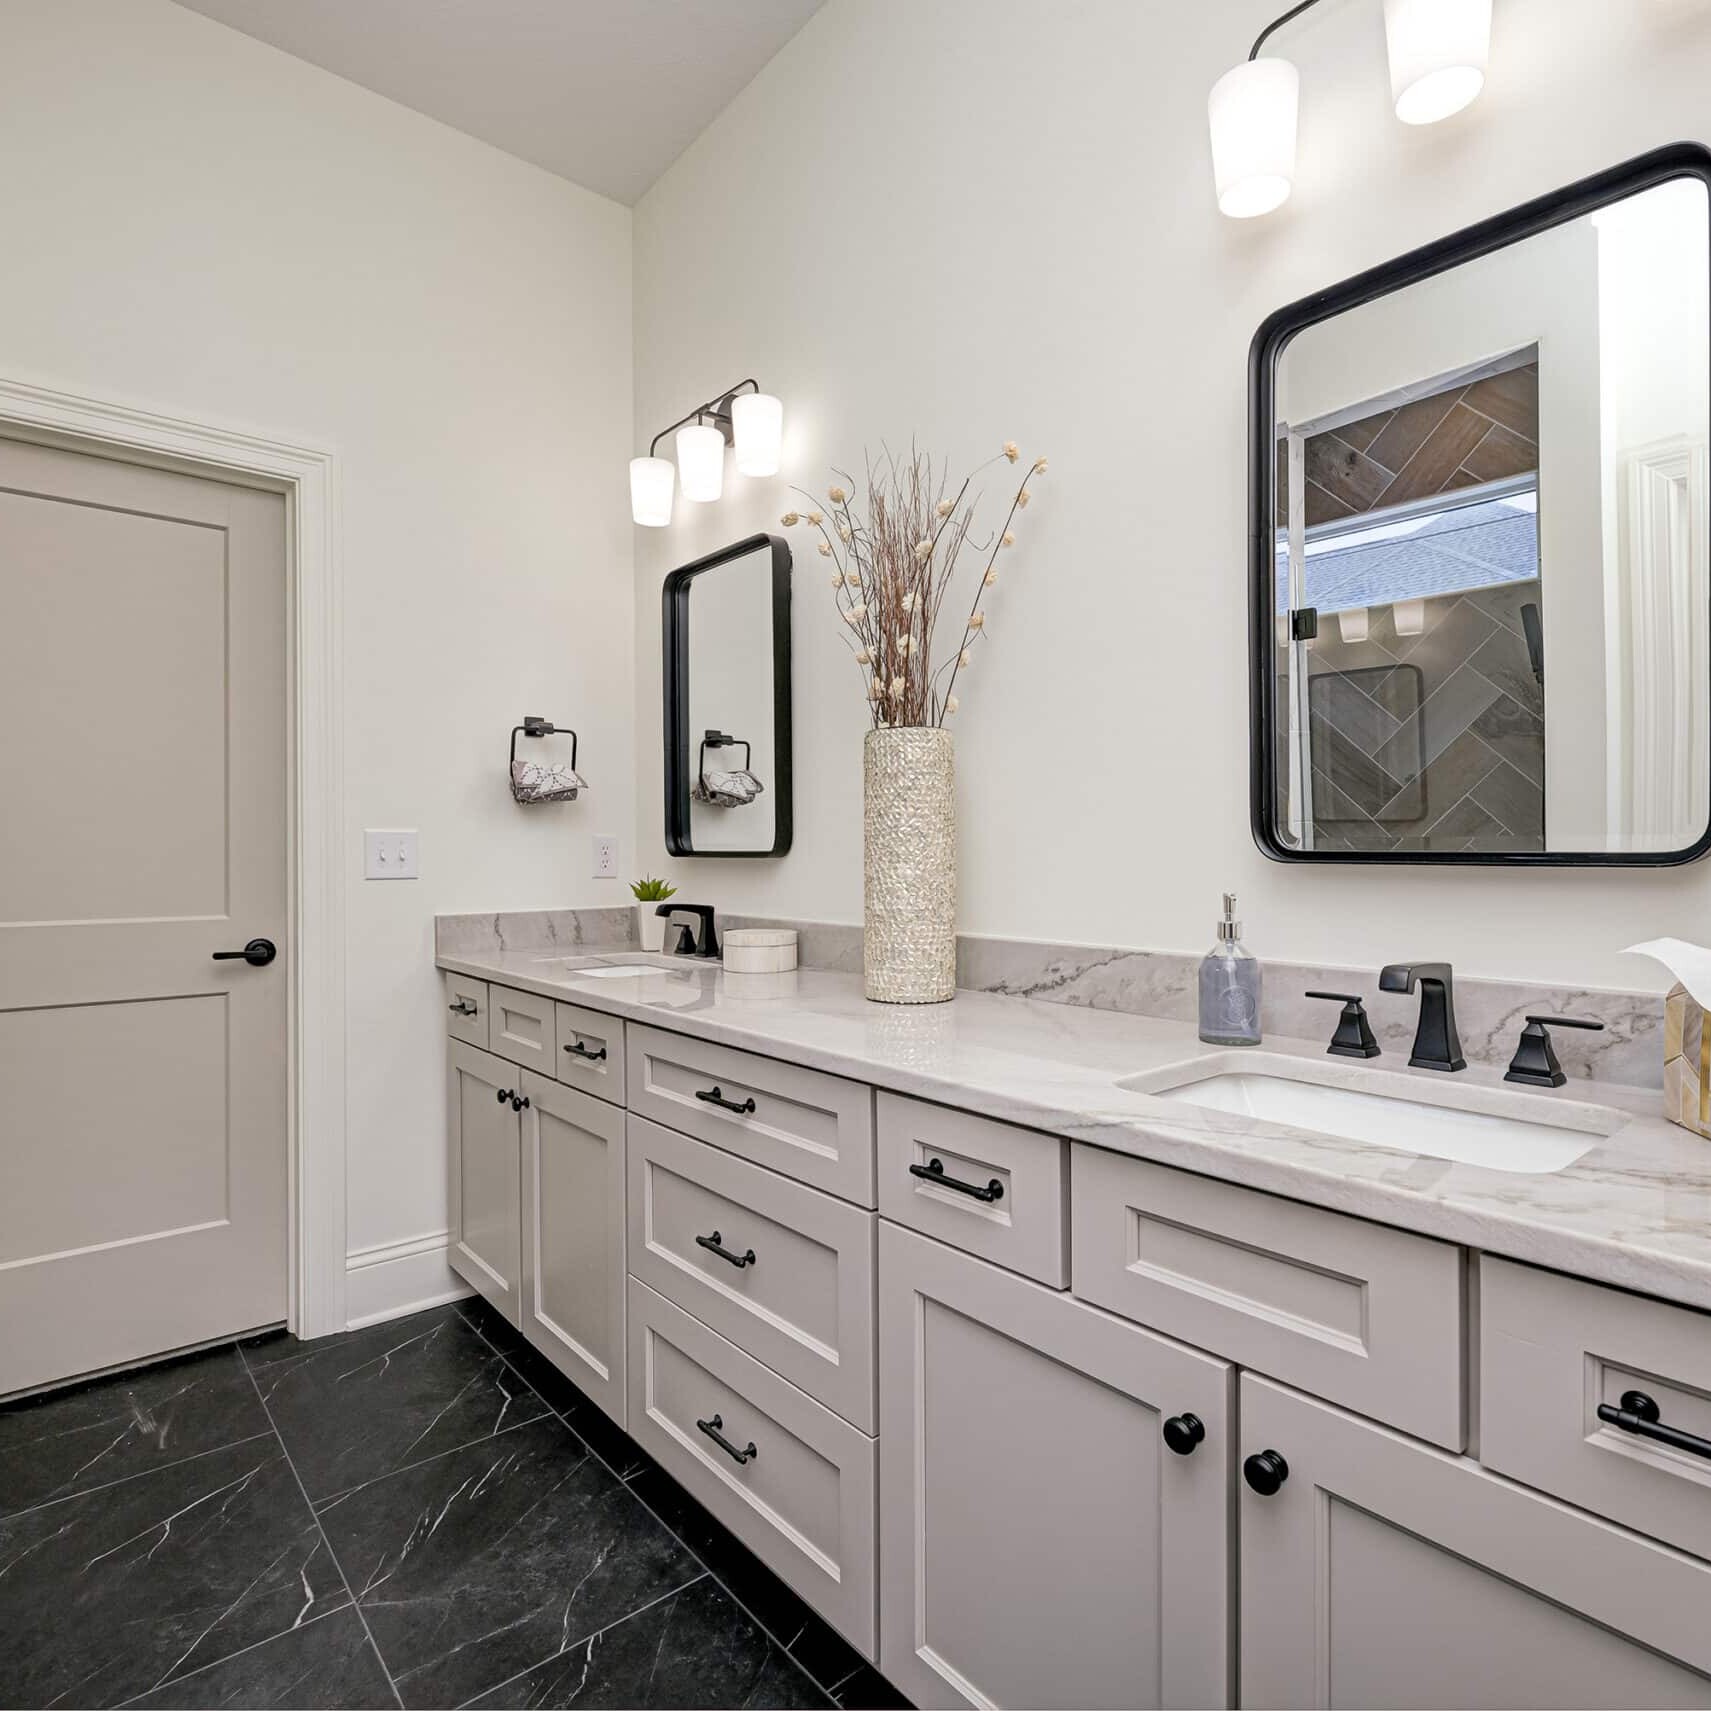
[695,1230,756,1269]
[1525,1014,1606,1031]
[909,1157,1004,1203]
[696,1085,756,1115]
[1304,990,1362,1003]
[564,1039,608,1062]
[1597,1390,1711,1461]
[448,998,478,1017]
[696,1413,757,1465]
[213,937,277,967]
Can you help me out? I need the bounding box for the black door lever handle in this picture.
[212,938,277,967]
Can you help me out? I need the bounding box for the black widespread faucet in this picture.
[1378,962,1466,1072]
[656,902,719,960]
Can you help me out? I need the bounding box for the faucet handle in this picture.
[1305,991,1381,1060]
[1505,1014,1605,1088]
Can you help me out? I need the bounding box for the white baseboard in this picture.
[344,1230,472,1330]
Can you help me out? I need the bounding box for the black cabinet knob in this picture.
[1162,1413,1206,1456]
[1243,1449,1290,1495]
[496,1088,510,1104]
[510,1093,529,1111]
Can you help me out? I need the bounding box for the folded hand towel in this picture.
[511,758,589,803]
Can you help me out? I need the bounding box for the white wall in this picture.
[632,0,1711,992]
[0,0,635,1309]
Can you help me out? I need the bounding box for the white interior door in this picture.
[0,434,289,1394]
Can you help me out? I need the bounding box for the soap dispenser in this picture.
[1198,893,1262,1046]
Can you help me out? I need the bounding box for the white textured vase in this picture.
[863,727,957,1004]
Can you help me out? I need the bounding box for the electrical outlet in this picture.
[592,834,619,879]
[364,829,419,879]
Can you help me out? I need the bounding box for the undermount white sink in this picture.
[1121,1057,1618,1174]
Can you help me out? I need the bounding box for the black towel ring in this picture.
[512,715,577,773]
[698,729,749,795]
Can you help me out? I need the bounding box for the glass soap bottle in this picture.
[1198,892,1262,1046]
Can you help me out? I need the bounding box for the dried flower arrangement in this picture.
[780,443,1046,728]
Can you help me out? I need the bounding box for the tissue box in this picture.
[1663,983,1711,1139]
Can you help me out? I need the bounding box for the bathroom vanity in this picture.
[436,945,1711,1710]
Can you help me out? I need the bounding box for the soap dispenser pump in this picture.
[1198,893,1262,1047]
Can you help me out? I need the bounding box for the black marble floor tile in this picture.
[0,1436,349,1709]
[121,1608,396,1710]
[463,1576,829,1710]
[0,1345,272,1518]
[458,1303,648,1481]
[244,1305,551,1501]
[315,1415,701,1709]
[830,1664,912,1710]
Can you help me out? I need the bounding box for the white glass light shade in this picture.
[1392,597,1427,636]
[676,422,725,502]
[1383,0,1491,125]
[731,392,783,477]
[1337,607,1370,644]
[629,456,674,527]
[1208,57,1299,219]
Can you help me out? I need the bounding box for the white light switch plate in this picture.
[592,834,619,878]
[364,829,419,879]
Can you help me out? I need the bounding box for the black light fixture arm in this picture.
[648,377,761,457]
[1249,0,1325,59]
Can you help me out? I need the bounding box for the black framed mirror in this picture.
[1250,143,1711,866]
[663,533,792,857]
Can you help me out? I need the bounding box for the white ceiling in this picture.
[171,0,827,204]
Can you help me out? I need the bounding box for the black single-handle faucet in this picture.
[1378,962,1466,1072]
[657,903,720,959]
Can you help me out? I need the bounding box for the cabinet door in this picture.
[447,1039,522,1325]
[1239,1375,1711,1709]
[879,1223,1231,1711]
[520,1070,626,1426]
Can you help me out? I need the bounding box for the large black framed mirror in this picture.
[1250,143,1711,866]
[663,533,792,857]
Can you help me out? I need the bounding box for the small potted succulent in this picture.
[631,876,677,952]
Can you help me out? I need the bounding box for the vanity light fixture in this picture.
[1384,0,1491,126]
[1211,0,1493,217]
[1391,597,1427,636]
[630,378,782,525]
[1337,607,1370,644]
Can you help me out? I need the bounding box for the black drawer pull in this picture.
[564,1039,608,1062]
[1163,1413,1206,1456]
[696,1085,757,1115]
[909,1157,1004,1203]
[695,1230,756,1269]
[1597,1390,1711,1461]
[448,998,478,1017]
[696,1413,757,1465]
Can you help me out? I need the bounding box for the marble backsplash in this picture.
[438,907,1664,1090]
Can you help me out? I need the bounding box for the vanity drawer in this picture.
[443,971,488,1050]
[877,1093,1068,1287]
[488,983,557,1074]
[627,1117,876,1430]
[1481,1258,1711,1560]
[554,1000,625,1103]
[626,1023,875,1205]
[1072,1147,1464,1449]
[627,1278,877,1657]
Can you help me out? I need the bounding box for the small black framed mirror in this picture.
[663,533,792,857]
[1250,143,1711,866]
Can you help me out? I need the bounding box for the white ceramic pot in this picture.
[638,904,668,952]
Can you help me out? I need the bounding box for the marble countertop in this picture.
[437,946,1711,1313]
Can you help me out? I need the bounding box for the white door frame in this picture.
[0,374,347,1340]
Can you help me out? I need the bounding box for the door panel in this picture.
[1239,1375,1711,1709]
[879,1222,1231,1711]
[447,1041,522,1326]
[0,438,288,1394]
[521,1070,624,1425]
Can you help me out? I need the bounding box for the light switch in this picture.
[364,829,419,879]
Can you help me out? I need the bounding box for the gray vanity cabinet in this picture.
[446,1039,523,1326]
[519,1069,626,1427]
[1239,1375,1711,1709]
[878,1222,1232,1711]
